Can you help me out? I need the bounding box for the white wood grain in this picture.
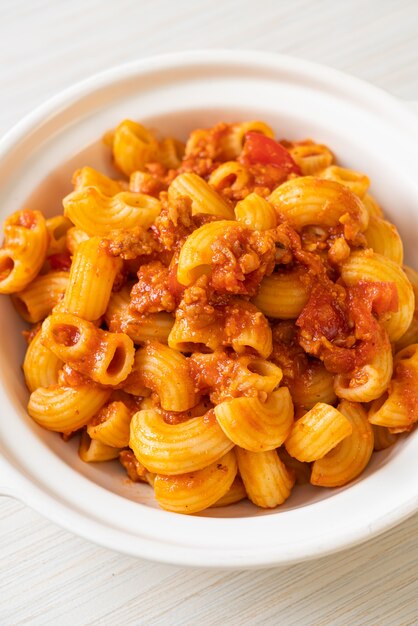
[1,1,418,624]
[1,498,418,625]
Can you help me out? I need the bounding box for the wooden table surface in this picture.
[1,1,418,624]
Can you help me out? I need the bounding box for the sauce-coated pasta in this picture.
[2,119,416,515]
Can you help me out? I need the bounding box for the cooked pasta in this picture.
[363,216,403,265]
[236,448,295,508]
[268,177,369,239]
[288,142,333,175]
[234,193,277,230]
[318,166,370,198]
[252,269,310,319]
[129,408,234,475]
[79,430,122,462]
[105,285,174,345]
[23,330,63,392]
[87,400,132,448]
[63,187,161,235]
[45,216,73,256]
[63,236,122,321]
[168,173,234,219]
[310,401,374,487]
[285,403,353,462]
[41,312,135,386]
[154,450,237,514]
[210,476,247,508]
[112,120,159,176]
[214,387,293,451]
[28,383,111,433]
[12,271,69,323]
[3,117,417,515]
[127,342,198,411]
[0,210,48,293]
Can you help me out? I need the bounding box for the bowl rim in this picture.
[1,49,418,568]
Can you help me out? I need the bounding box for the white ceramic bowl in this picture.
[1,50,418,568]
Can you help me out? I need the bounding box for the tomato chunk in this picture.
[241,132,301,174]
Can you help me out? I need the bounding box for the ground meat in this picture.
[130,163,178,197]
[221,300,272,360]
[188,351,239,402]
[229,163,290,200]
[188,351,268,404]
[151,194,195,252]
[179,122,234,178]
[174,276,269,354]
[177,275,219,319]
[210,226,276,295]
[103,226,161,260]
[130,171,167,197]
[130,261,176,314]
[171,276,226,351]
[277,222,330,276]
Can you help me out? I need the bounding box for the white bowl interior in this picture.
[1,53,418,564]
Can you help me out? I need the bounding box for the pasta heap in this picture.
[1,119,417,514]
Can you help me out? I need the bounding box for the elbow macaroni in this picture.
[12,271,69,323]
[176,220,238,286]
[105,285,174,344]
[252,269,310,319]
[129,408,234,475]
[87,401,132,448]
[127,342,198,411]
[154,450,237,514]
[28,383,111,433]
[364,216,403,265]
[63,187,161,235]
[236,448,295,508]
[235,193,277,230]
[334,345,393,402]
[0,210,48,294]
[79,430,121,462]
[288,142,333,175]
[41,312,135,386]
[23,330,63,392]
[214,387,294,451]
[168,172,234,220]
[311,401,374,487]
[64,236,122,321]
[268,177,369,239]
[112,119,159,176]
